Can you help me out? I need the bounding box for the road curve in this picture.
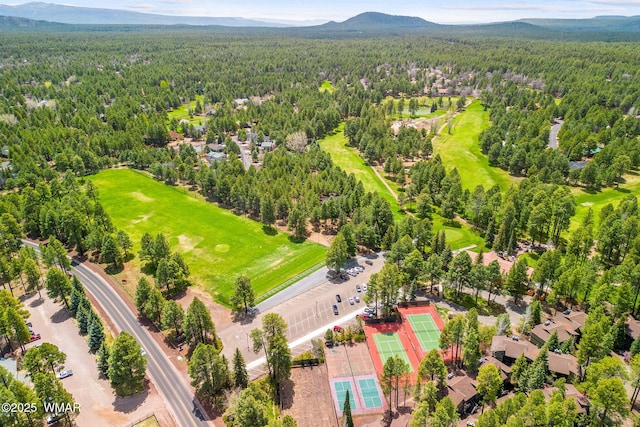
[24,241,209,427]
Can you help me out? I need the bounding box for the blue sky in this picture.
[11,0,640,23]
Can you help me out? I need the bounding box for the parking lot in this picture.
[23,293,173,427]
[220,254,386,377]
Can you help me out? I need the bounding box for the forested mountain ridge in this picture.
[0,1,283,26]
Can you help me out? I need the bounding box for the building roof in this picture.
[491,335,539,361]
[446,376,477,407]
[542,384,589,414]
[531,322,578,344]
[481,356,511,381]
[207,143,226,152]
[547,353,580,377]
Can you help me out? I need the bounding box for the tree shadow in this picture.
[112,383,149,414]
[123,253,135,263]
[50,307,71,324]
[29,297,45,308]
[262,225,277,236]
[141,263,156,276]
[288,236,307,244]
[231,309,259,325]
[105,264,124,275]
[279,378,295,410]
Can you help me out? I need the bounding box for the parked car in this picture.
[356,285,362,293]
[362,284,368,292]
[354,295,360,303]
[333,325,343,332]
[56,370,73,379]
[336,294,342,303]
[348,297,355,305]
[29,333,41,342]
[141,348,147,357]
[325,341,334,348]
[332,305,339,315]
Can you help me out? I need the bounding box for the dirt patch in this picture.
[281,365,338,427]
[131,214,153,225]
[130,192,154,203]
[177,234,204,252]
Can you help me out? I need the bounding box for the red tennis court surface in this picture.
[364,303,449,383]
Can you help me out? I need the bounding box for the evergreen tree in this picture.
[88,317,105,353]
[135,276,152,314]
[342,389,354,427]
[230,275,256,314]
[233,347,248,389]
[97,342,110,377]
[108,331,147,396]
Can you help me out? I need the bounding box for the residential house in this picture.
[206,152,226,163]
[530,311,586,348]
[446,375,478,414]
[491,335,579,379]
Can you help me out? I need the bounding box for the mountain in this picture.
[0,2,283,26]
[520,15,640,33]
[340,12,437,28]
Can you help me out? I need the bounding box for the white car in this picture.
[362,284,368,292]
[141,348,147,357]
[348,297,355,305]
[56,370,73,379]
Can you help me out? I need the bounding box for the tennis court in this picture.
[407,314,441,352]
[358,378,383,409]
[333,381,357,411]
[372,333,413,372]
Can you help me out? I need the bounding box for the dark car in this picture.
[336,294,342,303]
[332,305,339,315]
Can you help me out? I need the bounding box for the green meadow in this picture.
[319,80,334,93]
[166,94,206,126]
[570,173,640,231]
[318,124,405,220]
[90,169,326,305]
[432,100,515,191]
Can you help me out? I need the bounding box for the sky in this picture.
[10,0,640,24]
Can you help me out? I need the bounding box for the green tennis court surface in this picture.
[407,314,441,352]
[373,333,413,371]
[334,381,357,410]
[358,378,383,409]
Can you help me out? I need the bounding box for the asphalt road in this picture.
[24,241,209,427]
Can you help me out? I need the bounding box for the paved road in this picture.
[24,241,209,427]
[549,119,563,150]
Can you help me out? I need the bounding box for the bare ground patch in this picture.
[281,364,338,427]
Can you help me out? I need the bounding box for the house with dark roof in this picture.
[530,311,586,348]
[446,375,478,414]
[491,335,579,379]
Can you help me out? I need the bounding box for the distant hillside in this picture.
[342,12,437,28]
[520,15,640,32]
[0,2,282,26]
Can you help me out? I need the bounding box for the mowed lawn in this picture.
[90,169,326,305]
[569,172,640,231]
[166,94,206,126]
[319,124,405,220]
[432,100,515,191]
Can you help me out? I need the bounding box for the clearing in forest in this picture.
[432,99,515,191]
[570,172,640,231]
[318,124,405,220]
[90,169,326,306]
[166,94,206,126]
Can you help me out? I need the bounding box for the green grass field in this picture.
[431,214,485,251]
[90,169,326,305]
[167,95,206,126]
[569,172,640,231]
[432,100,515,191]
[319,80,334,93]
[318,124,405,220]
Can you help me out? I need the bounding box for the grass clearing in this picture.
[318,124,405,220]
[166,94,206,126]
[432,100,515,191]
[569,172,640,231]
[319,80,334,93]
[431,214,486,251]
[90,169,326,305]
